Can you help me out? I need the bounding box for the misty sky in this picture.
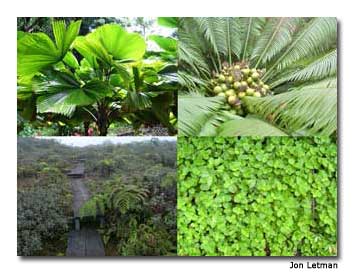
[38,136,176,147]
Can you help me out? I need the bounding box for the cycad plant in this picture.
[178,17,337,136]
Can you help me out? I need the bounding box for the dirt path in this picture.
[71,178,90,218]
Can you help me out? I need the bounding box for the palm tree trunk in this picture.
[84,121,90,136]
[96,103,109,136]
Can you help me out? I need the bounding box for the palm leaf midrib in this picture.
[255,17,286,68]
[263,18,319,80]
[242,17,253,61]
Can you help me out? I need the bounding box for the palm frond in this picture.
[35,72,111,116]
[220,17,243,63]
[178,71,209,93]
[244,85,337,135]
[17,21,81,78]
[270,49,337,88]
[251,17,301,67]
[195,17,227,69]
[178,18,211,77]
[239,17,266,61]
[264,17,337,80]
[52,20,81,56]
[218,116,288,136]
[125,91,152,111]
[178,94,226,136]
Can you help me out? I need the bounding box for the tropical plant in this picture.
[17,18,177,136]
[79,180,149,218]
[178,17,337,136]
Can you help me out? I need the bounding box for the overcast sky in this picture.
[38,136,176,147]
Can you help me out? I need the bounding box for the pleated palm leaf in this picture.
[17,19,177,136]
[178,17,337,136]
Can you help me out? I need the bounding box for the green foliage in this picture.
[17,160,72,256]
[178,137,337,256]
[76,139,177,256]
[17,188,70,256]
[18,20,81,78]
[17,18,178,136]
[243,85,337,135]
[178,94,226,136]
[80,180,149,218]
[17,137,177,256]
[178,17,337,136]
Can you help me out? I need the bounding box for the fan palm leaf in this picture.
[17,20,81,78]
[35,71,112,116]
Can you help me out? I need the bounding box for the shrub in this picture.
[177,137,337,256]
[17,186,69,256]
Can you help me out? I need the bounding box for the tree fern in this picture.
[108,184,149,214]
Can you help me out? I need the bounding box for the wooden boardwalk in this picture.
[66,228,105,256]
[66,163,105,256]
[71,178,90,218]
[68,163,85,178]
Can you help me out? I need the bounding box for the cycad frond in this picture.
[270,49,337,88]
[178,71,209,92]
[198,111,234,136]
[251,17,301,67]
[195,17,227,69]
[218,116,288,136]
[178,94,225,136]
[239,17,266,61]
[178,18,210,76]
[264,17,337,80]
[294,76,337,89]
[221,17,243,63]
[244,86,337,135]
